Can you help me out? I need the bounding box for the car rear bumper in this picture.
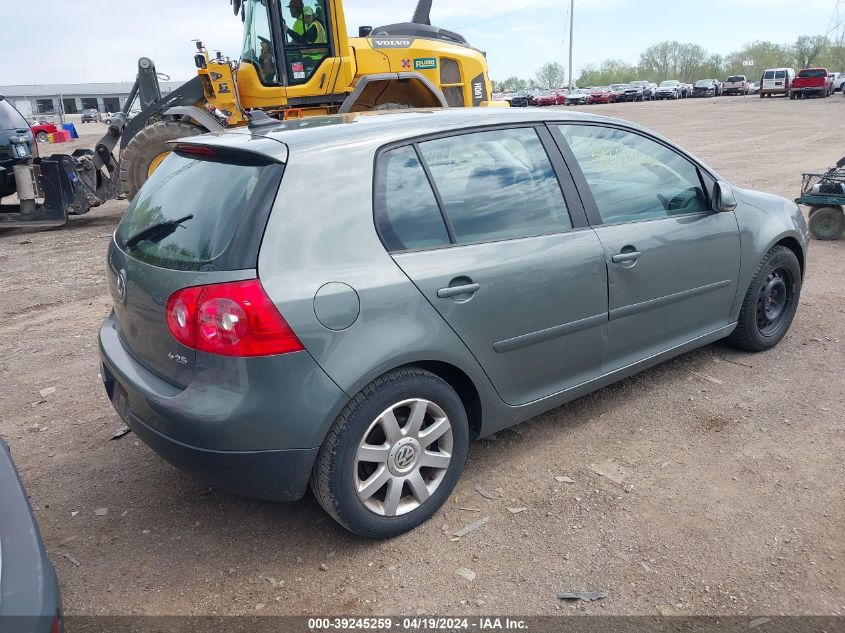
[791,87,827,95]
[98,310,347,501]
[0,440,63,632]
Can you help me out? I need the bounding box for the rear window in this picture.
[0,100,27,130]
[115,152,284,271]
[764,71,775,79]
[775,70,786,79]
[727,76,744,82]
[798,69,826,78]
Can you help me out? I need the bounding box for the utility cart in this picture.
[797,157,845,240]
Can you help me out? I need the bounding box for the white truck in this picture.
[723,74,749,96]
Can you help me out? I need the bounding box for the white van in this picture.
[760,68,795,97]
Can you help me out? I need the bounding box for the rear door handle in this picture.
[612,251,642,264]
[437,283,480,298]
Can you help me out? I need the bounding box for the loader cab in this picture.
[241,0,334,87]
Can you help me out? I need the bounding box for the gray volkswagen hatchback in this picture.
[100,109,808,538]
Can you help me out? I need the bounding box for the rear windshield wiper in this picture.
[123,214,194,251]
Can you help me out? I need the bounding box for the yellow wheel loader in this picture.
[0,0,498,230]
[120,0,497,198]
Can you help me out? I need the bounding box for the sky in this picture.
[0,0,840,86]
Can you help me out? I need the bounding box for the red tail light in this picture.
[174,143,216,158]
[165,280,304,357]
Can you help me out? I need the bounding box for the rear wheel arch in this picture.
[339,73,448,113]
[401,361,482,438]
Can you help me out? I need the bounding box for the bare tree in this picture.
[792,35,828,69]
[534,62,566,89]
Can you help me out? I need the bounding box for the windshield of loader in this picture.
[241,0,331,87]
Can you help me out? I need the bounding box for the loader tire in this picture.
[119,120,204,200]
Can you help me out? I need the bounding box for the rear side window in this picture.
[375,146,450,252]
[0,100,27,130]
[417,127,571,245]
[115,153,283,271]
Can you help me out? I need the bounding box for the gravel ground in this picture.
[0,95,843,618]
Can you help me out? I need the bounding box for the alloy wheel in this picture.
[354,399,453,517]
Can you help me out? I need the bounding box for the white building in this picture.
[0,81,188,119]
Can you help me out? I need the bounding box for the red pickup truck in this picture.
[790,68,834,99]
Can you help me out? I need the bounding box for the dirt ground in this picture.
[0,96,843,618]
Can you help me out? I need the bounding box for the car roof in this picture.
[195,108,647,161]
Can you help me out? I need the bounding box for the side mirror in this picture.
[713,181,737,213]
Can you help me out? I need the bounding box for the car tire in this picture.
[727,246,802,353]
[36,131,48,143]
[119,120,203,200]
[311,367,470,539]
[808,206,845,241]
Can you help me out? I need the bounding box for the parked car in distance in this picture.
[30,120,58,143]
[1,96,37,200]
[564,89,589,105]
[760,68,795,97]
[0,439,64,632]
[99,108,809,538]
[692,79,721,97]
[790,68,834,99]
[655,80,684,100]
[586,86,616,104]
[81,108,100,123]
[748,82,760,94]
[643,82,658,100]
[535,90,566,106]
[508,91,530,107]
[834,73,845,92]
[623,80,650,101]
[609,83,628,100]
[723,75,749,95]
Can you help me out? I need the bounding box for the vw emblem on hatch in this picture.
[116,270,127,305]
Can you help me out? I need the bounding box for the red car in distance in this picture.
[534,90,566,106]
[586,86,616,104]
[30,120,58,143]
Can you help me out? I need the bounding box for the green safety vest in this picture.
[292,17,326,59]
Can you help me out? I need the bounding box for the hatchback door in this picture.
[377,126,609,406]
[107,142,285,387]
[553,124,740,374]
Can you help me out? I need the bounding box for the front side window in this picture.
[418,128,572,245]
[280,0,330,85]
[375,146,450,252]
[558,125,708,224]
